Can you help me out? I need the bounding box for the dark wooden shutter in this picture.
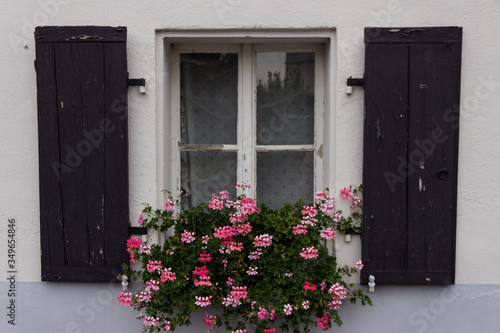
[35,26,129,282]
[361,27,462,285]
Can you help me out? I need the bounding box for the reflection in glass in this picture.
[180,53,238,145]
[257,151,314,209]
[181,151,237,208]
[256,52,315,145]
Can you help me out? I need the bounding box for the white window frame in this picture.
[155,30,336,209]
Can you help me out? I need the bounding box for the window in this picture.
[169,43,324,209]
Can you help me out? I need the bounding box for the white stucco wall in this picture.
[1,0,500,288]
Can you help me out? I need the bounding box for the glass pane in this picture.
[256,52,315,145]
[181,151,237,208]
[180,53,238,145]
[257,151,314,209]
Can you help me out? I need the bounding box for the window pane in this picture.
[256,52,315,145]
[257,151,314,209]
[180,53,238,145]
[181,151,237,208]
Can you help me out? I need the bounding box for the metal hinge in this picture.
[346,77,364,87]
[127,72,146,93]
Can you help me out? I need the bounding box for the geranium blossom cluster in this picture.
[328,283,347,310]
[203,312,217,327]
[146,260,162,273]
[137,290,152,304]
[220,237,244,254]
[320,228,336,240]
[300,246,319,259]
[139,244,151,254]
[143,316,160,327]
[246,266,258,275]
[161,268,176,282]
[146,280,160,291]
[117,291,132,306]
[301,206,318,226]
[164,199,176,211]
[230,286,248,300]
[317,313,331,331]
[181,230,196,243]
[195,296,212,307]
[340,186,353,199]
[293,224,308,235]
[315,191,335,214]
[127,237,142,263]
[248,249,262,260]
[223,295,242,307]
[258,307,275,321]
[253,234,273,247]
[193,266,211,287]
[303,281,316,291]
[198,253,212,262]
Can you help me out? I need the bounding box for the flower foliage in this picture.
[121,184,371,333]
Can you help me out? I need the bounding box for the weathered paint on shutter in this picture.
[362,27,462,285]
[35,26,129,282]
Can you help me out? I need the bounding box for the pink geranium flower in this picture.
[181,230,195,243]
[116,291,132,306]
[320,228,336,240]
[195,296,212,307]
[340,186,353,199]
[254,234,273,247]
[300,247,319,259]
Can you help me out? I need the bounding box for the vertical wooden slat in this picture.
[362,43,409,282]
[54,43,89,267]
[408,43,460,283]
[36,43,66,271]
[78,42,106,268]
[103,42,129,270]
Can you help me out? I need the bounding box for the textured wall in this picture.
[0,0,500,331]
[0,282,499,332]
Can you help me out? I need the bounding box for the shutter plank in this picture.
[362,43,409,282]
[103,42,129,268]
[35,26,127,43]
[78,42,106,268]
[408,43,460,283]
[54,43,89,267]
[36,43,65,271]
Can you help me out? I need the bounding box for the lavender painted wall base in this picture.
[1,283,499,332]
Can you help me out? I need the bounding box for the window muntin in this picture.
[171,44,323,209]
